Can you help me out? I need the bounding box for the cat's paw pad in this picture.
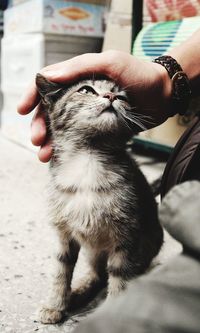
[39,307,63,324]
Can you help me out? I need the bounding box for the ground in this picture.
[0,134,182,333]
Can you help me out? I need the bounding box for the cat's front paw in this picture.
[39,307,63,324]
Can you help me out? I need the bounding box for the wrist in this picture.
[152,62,173,117]
[153,56,192,116]
[155,63,173,102]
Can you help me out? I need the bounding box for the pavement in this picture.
[0,133,182,333]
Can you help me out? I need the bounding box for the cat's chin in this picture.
[98,108,118,124]
[100,105,118,117]
[100,112,118,121]
[96,113,118,132]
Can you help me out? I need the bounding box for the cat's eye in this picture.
[116,95,128,102]
[78,85,97,95]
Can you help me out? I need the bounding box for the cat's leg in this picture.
[107,249,128,297]
[39,237,79,324]
[69,246,107,310]
[107,228,163,298]
[107,245,144,297]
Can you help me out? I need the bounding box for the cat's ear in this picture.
[36,73,62,104]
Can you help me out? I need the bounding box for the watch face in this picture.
[172,71,185,82]
[172,71,191,101]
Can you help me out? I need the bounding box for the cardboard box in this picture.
[110,0,132,15]
[1,33,102,93]
[103,0,132,52]
[1,32,103,147]
[103,12,132,52]
[4,0,107,37]
[10,0,109,5]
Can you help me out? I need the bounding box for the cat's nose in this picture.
[103,92,116,102]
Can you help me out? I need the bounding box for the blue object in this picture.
[141,20,182,57]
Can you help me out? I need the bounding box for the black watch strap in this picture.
[153,55,192,116]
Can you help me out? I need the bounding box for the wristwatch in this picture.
[153,55,192,116]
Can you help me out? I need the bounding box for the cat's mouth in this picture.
[100,105,118,116]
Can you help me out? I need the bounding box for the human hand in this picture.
[17,50,172,162]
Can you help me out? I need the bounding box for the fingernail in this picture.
[41,70,63,80]
[41,70,57,77]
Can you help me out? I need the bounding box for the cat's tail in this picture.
[150,176,162,197]
[141,221,164,272]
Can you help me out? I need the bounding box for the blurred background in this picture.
[1,1,200,332]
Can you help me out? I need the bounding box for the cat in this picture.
[36,74,163,324]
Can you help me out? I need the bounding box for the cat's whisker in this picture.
[128,115,155,128]
[117,106,147,131]
[126,116,147,131]
[127,108,153,118]
[125,109,156,126]
[128,115,156,126]
[117,111,133,132]
[127,112,151,120]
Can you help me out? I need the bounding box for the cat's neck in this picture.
[51,136,129,173]
[53,131,128,157]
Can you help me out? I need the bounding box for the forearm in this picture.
[169,28,200,97]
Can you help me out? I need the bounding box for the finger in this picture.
[38,140,53,163]
[17,54,105,116]
[31,104,47,146]
[40,52,112,83]
[17,81,40,115]
[17,51,117,116]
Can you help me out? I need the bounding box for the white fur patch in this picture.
[55,150,104,190]
[108,276,126,296]
[108,252,124,268]
[50,149,123,240]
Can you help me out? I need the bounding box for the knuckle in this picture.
[102,50,125,76]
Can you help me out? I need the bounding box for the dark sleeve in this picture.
[161,116,200,197]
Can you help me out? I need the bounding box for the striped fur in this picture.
[36,75,163,324]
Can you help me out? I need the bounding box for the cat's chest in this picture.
[50,151,124,235]
[51,185,118,247]
[53,150,118,191]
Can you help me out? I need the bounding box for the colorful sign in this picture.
[133,16,200,60]
[145,0,200,22]
[4,0,106,37]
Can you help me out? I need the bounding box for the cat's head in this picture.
[36,74,144,146]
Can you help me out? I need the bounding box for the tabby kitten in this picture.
[36,74,163,324]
